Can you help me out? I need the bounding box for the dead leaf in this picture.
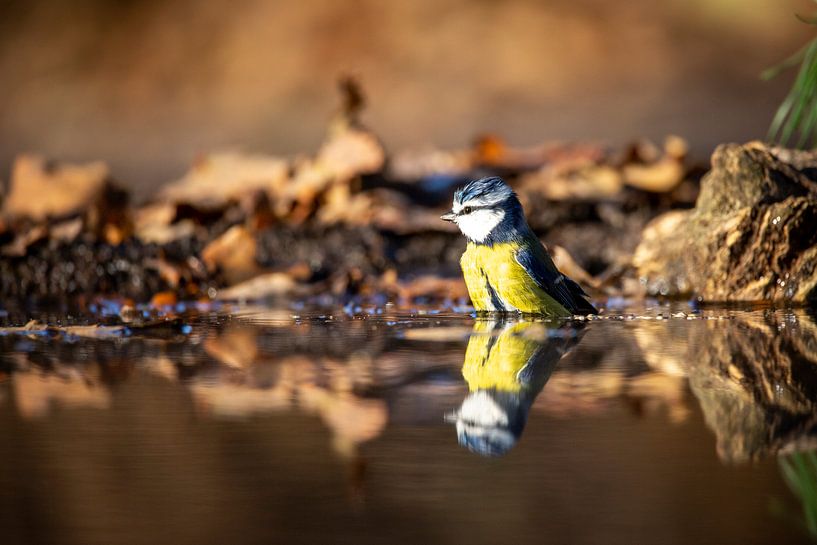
[150,291,178,308]
[316,128,385,181]
[216,272,298,300]
[521,163,622,201]
[160,152,288,209]
[1,224,48,257]
[622,159,684,193]
[396,275,468,301]
[49,217,84,243]
[550,244,600,290]
[201,225,260,284]
[3,155,111,221]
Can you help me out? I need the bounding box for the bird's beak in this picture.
[440,211,457,222]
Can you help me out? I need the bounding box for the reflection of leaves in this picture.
[779,451,817,538]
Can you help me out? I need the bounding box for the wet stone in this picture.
[634,142,817,302]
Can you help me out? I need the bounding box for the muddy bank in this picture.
[4,85,817,309]
[0,85,702,309]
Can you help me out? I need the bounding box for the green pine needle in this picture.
[765,14,817,149]
[779,452,817,538]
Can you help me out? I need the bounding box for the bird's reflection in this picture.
[449,320,585,456]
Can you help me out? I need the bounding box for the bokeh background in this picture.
[0,0,812,197]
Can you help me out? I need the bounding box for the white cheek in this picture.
[456,209,505,242]
[457,391,509,427]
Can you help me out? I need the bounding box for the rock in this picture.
[631,210,692,297]
[633,142,817,302]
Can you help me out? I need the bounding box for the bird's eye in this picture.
[463,206,473,214]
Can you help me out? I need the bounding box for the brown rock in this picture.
[633,142,817,302]
[631,210,692,297]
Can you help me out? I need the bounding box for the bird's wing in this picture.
[514,244,596,315]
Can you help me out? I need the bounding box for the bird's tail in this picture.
[564,277,597,315]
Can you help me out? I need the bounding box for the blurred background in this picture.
[0,0,812,197]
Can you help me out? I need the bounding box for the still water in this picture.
[0,303,816,545]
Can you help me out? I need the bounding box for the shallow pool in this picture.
[0,303,815,545]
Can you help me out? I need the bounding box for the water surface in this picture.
[1,304,816,545]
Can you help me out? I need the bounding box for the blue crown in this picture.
[454,176,514,205]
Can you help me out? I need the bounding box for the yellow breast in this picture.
[460,242,569,315]
[461,322,543,393]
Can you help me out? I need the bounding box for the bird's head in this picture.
[446,390,526,457]
[440,176,523,243]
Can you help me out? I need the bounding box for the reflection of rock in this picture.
[451,321,583,456]
[687,312,817,463]
[633,142,817,302]
[629,309,817,462]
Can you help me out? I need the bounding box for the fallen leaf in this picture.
[160,152,288,209]
[150,291,178,309]
[216,272,298,300]
[3,155,111,221]
[201,225,260,284]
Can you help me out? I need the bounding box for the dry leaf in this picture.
[3,155,111,221]
[201,225,260,284]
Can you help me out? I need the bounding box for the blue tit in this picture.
[440,176,596,317]
[450,320,582,457]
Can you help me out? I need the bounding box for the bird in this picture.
[440,176,596,316]
[448,320,584,456]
